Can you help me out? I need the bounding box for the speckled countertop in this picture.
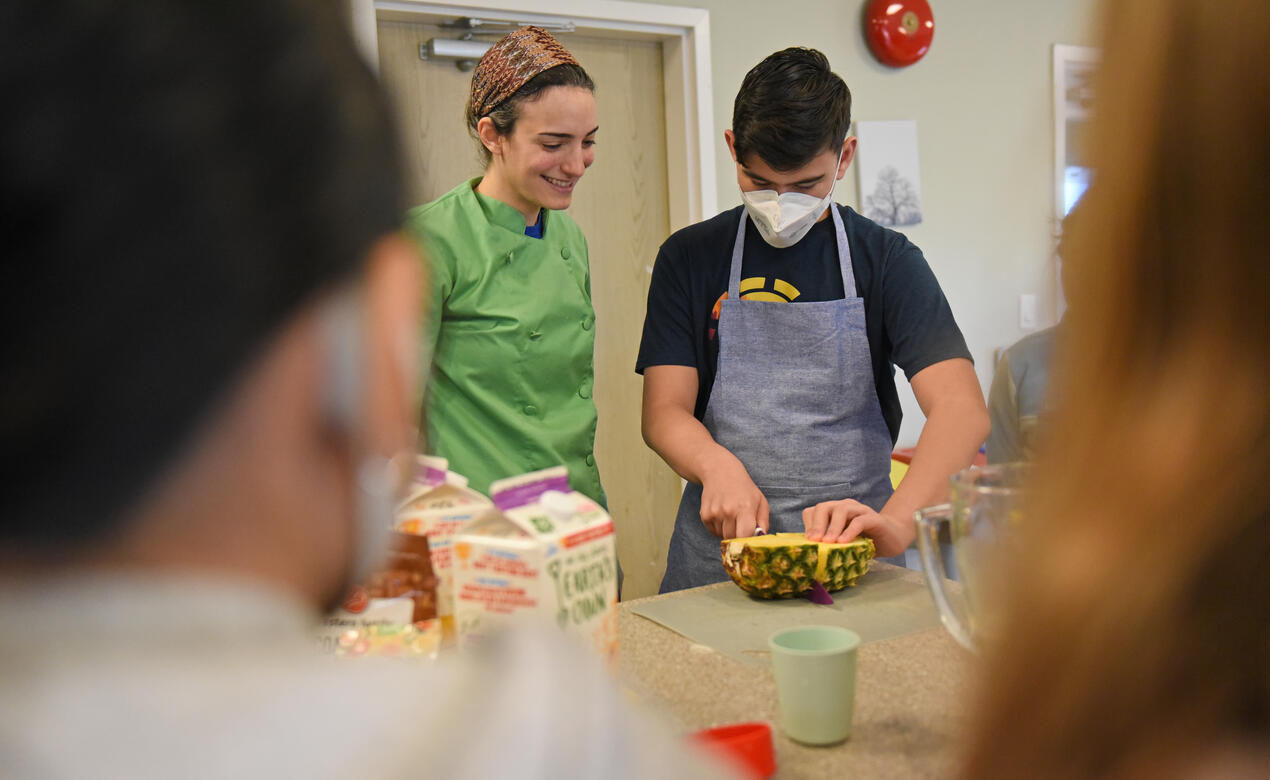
[618,563,972,779]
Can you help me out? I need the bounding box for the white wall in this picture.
[637,0,1100,445]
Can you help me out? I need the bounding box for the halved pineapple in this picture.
[720,532,874,598]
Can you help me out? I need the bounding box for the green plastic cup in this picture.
[768,625,860,746]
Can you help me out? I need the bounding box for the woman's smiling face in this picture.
[485,86,597,219]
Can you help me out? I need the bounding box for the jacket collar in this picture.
[467,177,551,237]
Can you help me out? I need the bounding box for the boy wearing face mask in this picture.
[639,48,988,593]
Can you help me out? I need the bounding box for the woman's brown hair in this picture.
[961,0,1270,776]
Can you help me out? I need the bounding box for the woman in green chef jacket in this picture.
[407,26,604,505]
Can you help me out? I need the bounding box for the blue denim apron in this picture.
[659,207,895,593]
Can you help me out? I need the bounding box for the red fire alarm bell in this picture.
[865,0,935,68]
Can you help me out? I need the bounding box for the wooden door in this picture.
[377,21,681,599]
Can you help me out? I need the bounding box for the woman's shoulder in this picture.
[406,179,482,237]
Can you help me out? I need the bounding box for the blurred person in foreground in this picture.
[962,0,1269,777]
[0,2,729,778]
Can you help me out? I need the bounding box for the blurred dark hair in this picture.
[0,0,405,548]
[468,63,594,165]
[732,48,852,171]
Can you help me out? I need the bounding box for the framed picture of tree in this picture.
[854,119,923,227]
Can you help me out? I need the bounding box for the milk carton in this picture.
[394,456,493,636]
[451,466,619,663]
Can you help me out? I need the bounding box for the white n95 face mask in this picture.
[740,147,845,248]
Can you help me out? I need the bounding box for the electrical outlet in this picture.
[1019,294,1038,329]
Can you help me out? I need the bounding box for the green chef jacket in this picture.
[406,178,605,506]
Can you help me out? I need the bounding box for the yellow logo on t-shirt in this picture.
[738,276,801,302]
[709,277,802,339]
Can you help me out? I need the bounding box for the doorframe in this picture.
[350,0,717,229]
[1051,43,1098,224]
[1050,43,1098,318]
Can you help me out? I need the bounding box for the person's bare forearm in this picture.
[642,402,732,486]
[882,396,989,528]
[642,366,771,537]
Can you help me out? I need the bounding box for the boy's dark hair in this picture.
[0,0,404,548]
[469,63,594,165]
[732,48,852,171]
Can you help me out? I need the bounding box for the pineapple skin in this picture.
[817,540,875,591]
[720,533,875,599]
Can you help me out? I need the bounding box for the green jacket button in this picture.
[529,330,543,341]
[523,404,538,416]
[585,453,595,467]
[505,250,515,263]
[581,316,593,331]
[561,247,571,260]
[578,384,592,399]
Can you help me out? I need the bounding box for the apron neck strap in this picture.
[729,206,858,300]
[829,205,857,299]
[727,214,747,299]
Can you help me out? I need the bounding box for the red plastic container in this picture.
[690,722,776,780]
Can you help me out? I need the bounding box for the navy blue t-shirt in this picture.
[635,204,972,444]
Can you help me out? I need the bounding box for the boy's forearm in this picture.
[883,395,990,527]
[642,405,727,486]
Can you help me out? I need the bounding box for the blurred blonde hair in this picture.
[961,0,1270,776]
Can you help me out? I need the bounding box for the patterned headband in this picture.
[467,26,580,127]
